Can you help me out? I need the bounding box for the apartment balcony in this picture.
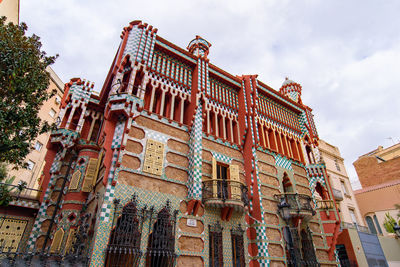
[202,179,249,212]
[274,193,316,222]
[332,188,344,201]
[0,182,41,209]
[340,222,370,234]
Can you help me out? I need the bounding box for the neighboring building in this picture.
[0,0,19,24]
[21,21,342,267]
[0,0,65,255]
[7,67,64,190]
[354,143,400,236]
[319,139,364,227]
[319,140,391,267]
[349,143,400,267]
[0,67,64,253]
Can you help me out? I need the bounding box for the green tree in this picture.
[0,16,57,167]
[383,212,397,233]
[0,163,15,206]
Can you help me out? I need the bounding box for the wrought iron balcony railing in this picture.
[202,179,249,211]
[274,193,316,221]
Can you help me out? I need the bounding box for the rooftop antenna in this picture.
[386,137,395,145]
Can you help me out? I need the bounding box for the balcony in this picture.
[340,222,370,234]
[0,182,41,209]
[316,199,335,210]
[274,193,316,222]
[332,188,344,201]
[202,179,249,212]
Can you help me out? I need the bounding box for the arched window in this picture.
[105,197,142,267]
[282,173,293,193]
[146,202,177,267]
[373,215,383,234]
[366,216,377,235]
[315,182,327,200]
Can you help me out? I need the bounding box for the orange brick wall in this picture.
[353,156,400,188]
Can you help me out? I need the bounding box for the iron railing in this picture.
[274,193,314,213]
[341,222,370,234]
[0,213,91,266]
[202,179,249,208]
[0,182,41,201]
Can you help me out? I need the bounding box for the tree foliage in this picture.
[0,163,15,206]
[0,16,57,167]
[383,212,398,234]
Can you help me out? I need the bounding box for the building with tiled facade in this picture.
[23,21,343,266]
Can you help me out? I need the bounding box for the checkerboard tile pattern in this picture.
[211,151,233,164]
[187,99,203,200]
[9,199,40,209]
[274,154,293,170]
[28,148,70,249]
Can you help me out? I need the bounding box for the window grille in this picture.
[284,226,319,267]
[231,225,245,267]
[106,195,143,267]
[209,222,223,267]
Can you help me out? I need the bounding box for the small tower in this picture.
[187,35,212,58]
[279,77,302,103]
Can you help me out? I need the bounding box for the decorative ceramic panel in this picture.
[143,139,165,176]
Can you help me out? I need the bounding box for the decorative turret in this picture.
[187,35,212,58]
[279,77,302,104]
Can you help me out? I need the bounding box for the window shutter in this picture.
[82,158,98,192]
[229,164,241,200]
[69,170,82,190]
[93,151,104,187]
[64,228,77,254]
[0,219,27,252]
[50,228,65,253]
[212,157,218,197]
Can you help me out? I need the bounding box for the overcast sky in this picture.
[19,0,400,189]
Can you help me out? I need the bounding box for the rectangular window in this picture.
[34,141,43,151]
[209,223,223,267]
[27,160,35,171]
[49,108,56,118]
[341,181,348,195]
[349,208,357,225]
[231,227,245,267]
[335,159,341,171]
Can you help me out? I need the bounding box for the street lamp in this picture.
[394,223,400,238]
[277,196,291,222]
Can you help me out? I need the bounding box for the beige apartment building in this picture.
[7,67,64,191]
[319,139,364,227]
[0,0,19,24]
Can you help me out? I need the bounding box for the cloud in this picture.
[19,0,400,188]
